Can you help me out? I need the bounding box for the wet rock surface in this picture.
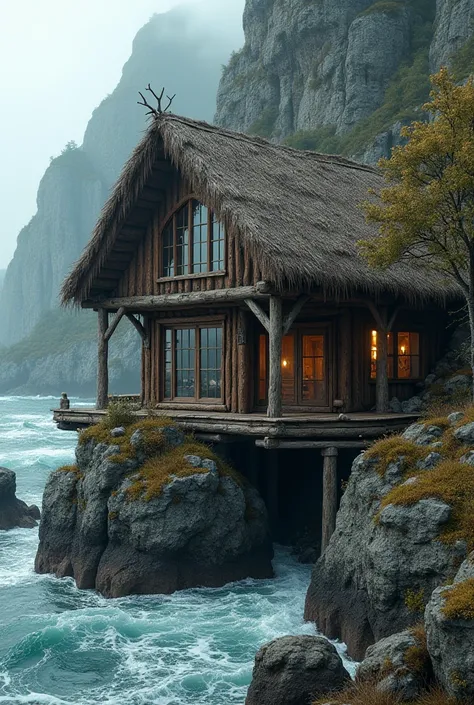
[245,635,350,705]
[425,553,474,700]
[304,447,465,660]
[35,423,273,597]
[0,467,40,530]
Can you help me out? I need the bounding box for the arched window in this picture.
[161,199,225,278]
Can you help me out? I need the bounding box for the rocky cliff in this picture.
[215,0,474,161]
[0,6,239,354]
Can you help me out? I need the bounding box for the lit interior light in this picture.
[282,359,289,368]
[400,346,406,355]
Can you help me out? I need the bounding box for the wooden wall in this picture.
[138,301,448,414]
[113,170,263,300]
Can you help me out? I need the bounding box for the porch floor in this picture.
[53,407,419,448]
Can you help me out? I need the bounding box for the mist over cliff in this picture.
[2,0,474,395]
[0,5,242,394]
[215,0,474,162]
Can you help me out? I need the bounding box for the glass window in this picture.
[199,327,222,399]
[370,331,420,380]
[258,331,327,406]
[161,200,225,277]
[175,328,195,398]
[176,204,189,276]
[164,325,223,402]
[192,201,208,274]
[281,334,296,403]
[162,222,174,277]
[211,214,225,272]
[302,335,325,402]
[164,329,172,398]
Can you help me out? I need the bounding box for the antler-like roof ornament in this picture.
[137,84,176,120]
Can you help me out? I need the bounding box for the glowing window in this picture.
[371,331,420,380]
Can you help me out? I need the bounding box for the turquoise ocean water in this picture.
[0,396,354,705]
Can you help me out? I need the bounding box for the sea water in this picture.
[0,396,355,705]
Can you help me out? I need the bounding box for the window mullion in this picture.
[208,215,212,272]
[196,326,200,402]
[189,200,194,273]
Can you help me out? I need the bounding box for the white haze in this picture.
[0,0,244,268]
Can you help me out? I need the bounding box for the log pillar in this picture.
[268,295,283,418]
[321,447,338,554]
[376,317,390,413]
[265,450,279,536]
[97,308,109,410]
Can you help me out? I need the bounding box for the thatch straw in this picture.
[61,114,460,305]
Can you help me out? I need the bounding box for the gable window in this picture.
[163,324,223,401]
[161,199,225,278]
[370,331,420,380]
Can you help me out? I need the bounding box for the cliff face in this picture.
[0,7,237,349]
[1,150,105,344]
[215,0,474,160]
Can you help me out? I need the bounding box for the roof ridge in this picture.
[160,114,380,176]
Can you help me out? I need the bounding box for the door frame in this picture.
[256,320,334,412]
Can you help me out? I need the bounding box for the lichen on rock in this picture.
[304,412,474,660]
[35,419,273,597]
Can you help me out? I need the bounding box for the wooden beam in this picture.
[282,295,310,335]
[97,309,109,410]
[83,282,272,312]
[321,447,338,554]
[244,298,270,332]
[256,438,368,450]
[268,295,283,418]
[126,313,150,347]
[104,307,126,342]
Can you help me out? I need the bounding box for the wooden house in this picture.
[56,114,459,549]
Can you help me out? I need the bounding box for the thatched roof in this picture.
[61,114,459,305]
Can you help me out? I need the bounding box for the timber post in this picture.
[97,308,109,410]
[376,312,390,413]
[321,447,338,554]
[268,295,283,418]
[367,303,390,413]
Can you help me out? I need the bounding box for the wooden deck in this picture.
[53,407,418,449]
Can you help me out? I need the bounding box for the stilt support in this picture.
[321,447,338,554]
[266,450,279,535]
[97,308,109,410]
[268,295,283,418]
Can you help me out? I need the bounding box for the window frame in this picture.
[158,196,226,280]
[161,319,225,403]
[370,329,422,382]
[257,324,331,410]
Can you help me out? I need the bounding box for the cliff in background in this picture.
[0,6,240,349]
[0,6,241,395]
[215,0,474,161]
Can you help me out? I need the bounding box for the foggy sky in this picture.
[0,0,244,269]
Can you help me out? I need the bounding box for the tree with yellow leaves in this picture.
[360,68,474,395]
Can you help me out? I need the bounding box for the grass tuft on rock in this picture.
[365,436,425,476]
[56,464,80,474]
[379,460,474,550]
[79,416,174,460]
[126,441,243,501]
[313,683,459,705]
[404,623,431,676]
[442,578,474,621]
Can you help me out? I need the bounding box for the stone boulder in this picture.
[425,553,474,700]
[245,636,350,705]
[357,629,432,701]
[304,443,466,660]
[35,421,273,597]
[0,467,40,530]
